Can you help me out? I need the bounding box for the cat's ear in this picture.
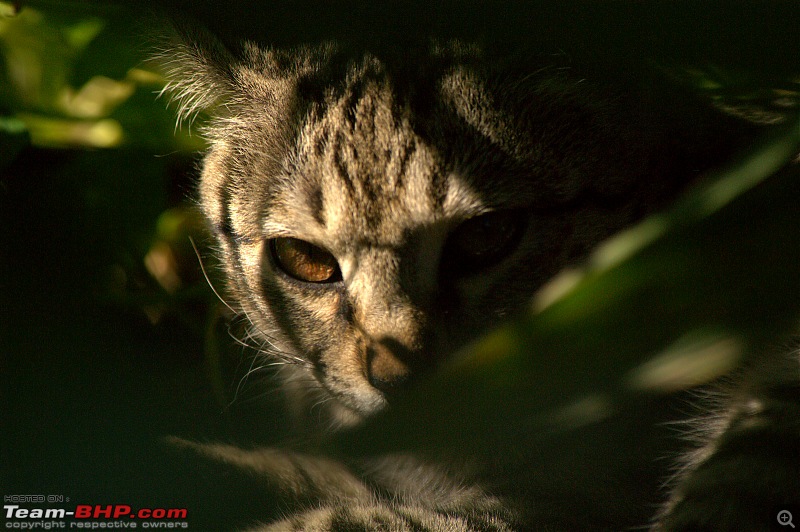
[149,19,239,127]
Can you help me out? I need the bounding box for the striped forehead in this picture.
[283,78,474,243]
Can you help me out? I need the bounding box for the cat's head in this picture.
[157,26,755,426]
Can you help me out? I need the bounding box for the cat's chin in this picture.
[325,400,375,429]
[318,380,389,429]
[279,364,388,429]
[331,387,388,425]
[305,367,391,425]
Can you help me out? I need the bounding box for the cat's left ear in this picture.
[149,18,240,126]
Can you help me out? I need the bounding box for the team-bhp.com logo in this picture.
[5,504,188,529]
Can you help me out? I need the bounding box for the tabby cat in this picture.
[156,22,800,531]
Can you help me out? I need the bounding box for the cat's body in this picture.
[157,24,800,531]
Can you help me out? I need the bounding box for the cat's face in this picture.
[163,36,746,424]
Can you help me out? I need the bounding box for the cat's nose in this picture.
[366,341,412,394]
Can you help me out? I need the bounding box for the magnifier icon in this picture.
[779,510,795,528]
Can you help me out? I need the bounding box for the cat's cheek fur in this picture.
[198,146,232,236]
[258,267,388,418]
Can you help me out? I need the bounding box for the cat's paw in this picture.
[164,436,371,503]
[655,375,800,531]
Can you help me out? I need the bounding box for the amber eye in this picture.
[443,211,525,273]
[271,237,341,283]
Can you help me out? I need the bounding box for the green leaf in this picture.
[0,2,20,18]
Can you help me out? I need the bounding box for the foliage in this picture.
[337,121,800,457]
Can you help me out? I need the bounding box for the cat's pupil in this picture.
[272,237,340,283]
[446,211,523,271]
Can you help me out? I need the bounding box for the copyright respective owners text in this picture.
[4,497,189,529]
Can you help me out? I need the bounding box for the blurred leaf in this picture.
[0,3,200,151]
[334,119,800,458]
[0,2,20,18]
[16,112,123,147]
[61,16,104,51]
[0,115,29,168]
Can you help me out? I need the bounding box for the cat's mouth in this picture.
[305,336,426,420]
[314,367,390,420]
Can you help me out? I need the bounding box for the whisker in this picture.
[230,357,271,406]
[234,382,286,407]
[190,238,312,409]
[190,236,237,315]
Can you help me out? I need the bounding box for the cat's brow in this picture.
[307,185,325,227]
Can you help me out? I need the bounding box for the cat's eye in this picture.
[443,211,525,273]
[271,237,341,283]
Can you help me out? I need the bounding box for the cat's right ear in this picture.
[148,19,238,127]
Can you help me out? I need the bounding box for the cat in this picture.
[155,21,800,531]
